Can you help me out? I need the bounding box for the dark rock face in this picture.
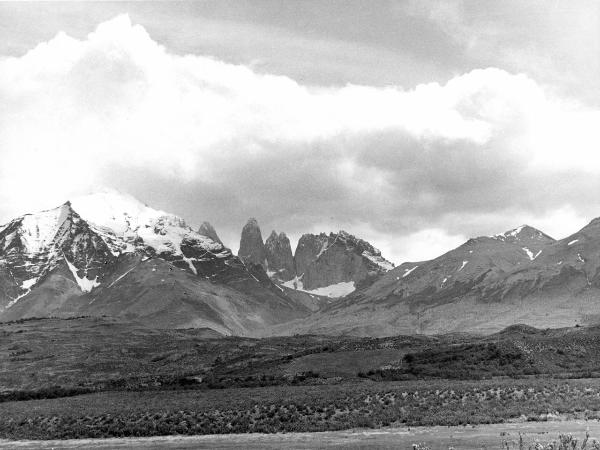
[294,233,329,280]
[294,231,393,290]
[198,221,223,245]
[238,218,267,266]
[233,221,395,295]
[265,231,295,281]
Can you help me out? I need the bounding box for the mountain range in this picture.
[2,190,600,337]
[0,191,309,336]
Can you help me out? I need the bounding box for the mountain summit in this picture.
[238,218,267,266]
[236,220,394,298]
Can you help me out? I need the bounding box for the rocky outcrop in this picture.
[198,221,223,246]
[265,231,295,281]
[236,220,393,297]
[294,233,329,281]
[238,218,266,266]
[294,231,394,291]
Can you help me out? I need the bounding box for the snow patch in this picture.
[64,257,100,293]
[182,256,198,275]
[108,266,137,288]
[578,253,585,263]
[20,277,38,290]
[281,276,354,298]
[522,248,541,261]
[294,281,355,298]
[402,266,418,278]
[316,242,329,258]
[282,275,304,291]
[568,239,579,246]
[458,261,468,271]
[362,251,394,271]
[17,204,70,255]
[494,225,525,240]
[5,290,31,309]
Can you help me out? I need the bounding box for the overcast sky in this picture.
[1,1,600,264]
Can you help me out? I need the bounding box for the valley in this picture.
[2,192,600,444]
[2,317,600,441]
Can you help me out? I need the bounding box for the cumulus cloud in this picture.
[1,14,600,263]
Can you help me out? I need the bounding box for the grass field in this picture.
[3,318,600,440]
[2,378,600,439]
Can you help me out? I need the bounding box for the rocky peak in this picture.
[0,202,116,300]
[292,230,393,292]
[265,231,295,281]
[198,221,223,245]
[294,233,330,278]
[492,225,554,245]
[238,218,266,266]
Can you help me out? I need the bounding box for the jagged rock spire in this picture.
[238,218,266,266]
[265,231,295,281]
[198,221,223,245]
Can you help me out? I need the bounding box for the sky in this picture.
[1,1,600,264]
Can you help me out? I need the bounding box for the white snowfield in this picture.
[282,277,356,298]
[64,256,100,293]
[71,190,226,258]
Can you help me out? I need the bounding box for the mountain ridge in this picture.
[237,220,394,298]
[0,191,311,336]
[4,191,600,338]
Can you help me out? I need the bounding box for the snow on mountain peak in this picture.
[70,190,224,257]
[13,203,72,256]
[491,224,552,243]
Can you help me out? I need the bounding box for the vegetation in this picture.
[3,318,600,439]
[415,432,600,450]
[359,342,541,380]
[3,378,600,439]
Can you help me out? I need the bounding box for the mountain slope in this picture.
[0,191,310,335]
[270,225,570,337]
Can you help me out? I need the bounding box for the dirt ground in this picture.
[2,420,600,449]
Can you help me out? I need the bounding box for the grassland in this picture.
[3,378,600,439]
[3,318,600,440]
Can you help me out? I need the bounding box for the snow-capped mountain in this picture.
[8,193,600,339]
[0,202,115,304]
[0,191,310,335]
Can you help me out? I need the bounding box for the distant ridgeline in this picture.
[2,190,600,337]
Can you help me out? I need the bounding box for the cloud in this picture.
[1,14,600,264]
